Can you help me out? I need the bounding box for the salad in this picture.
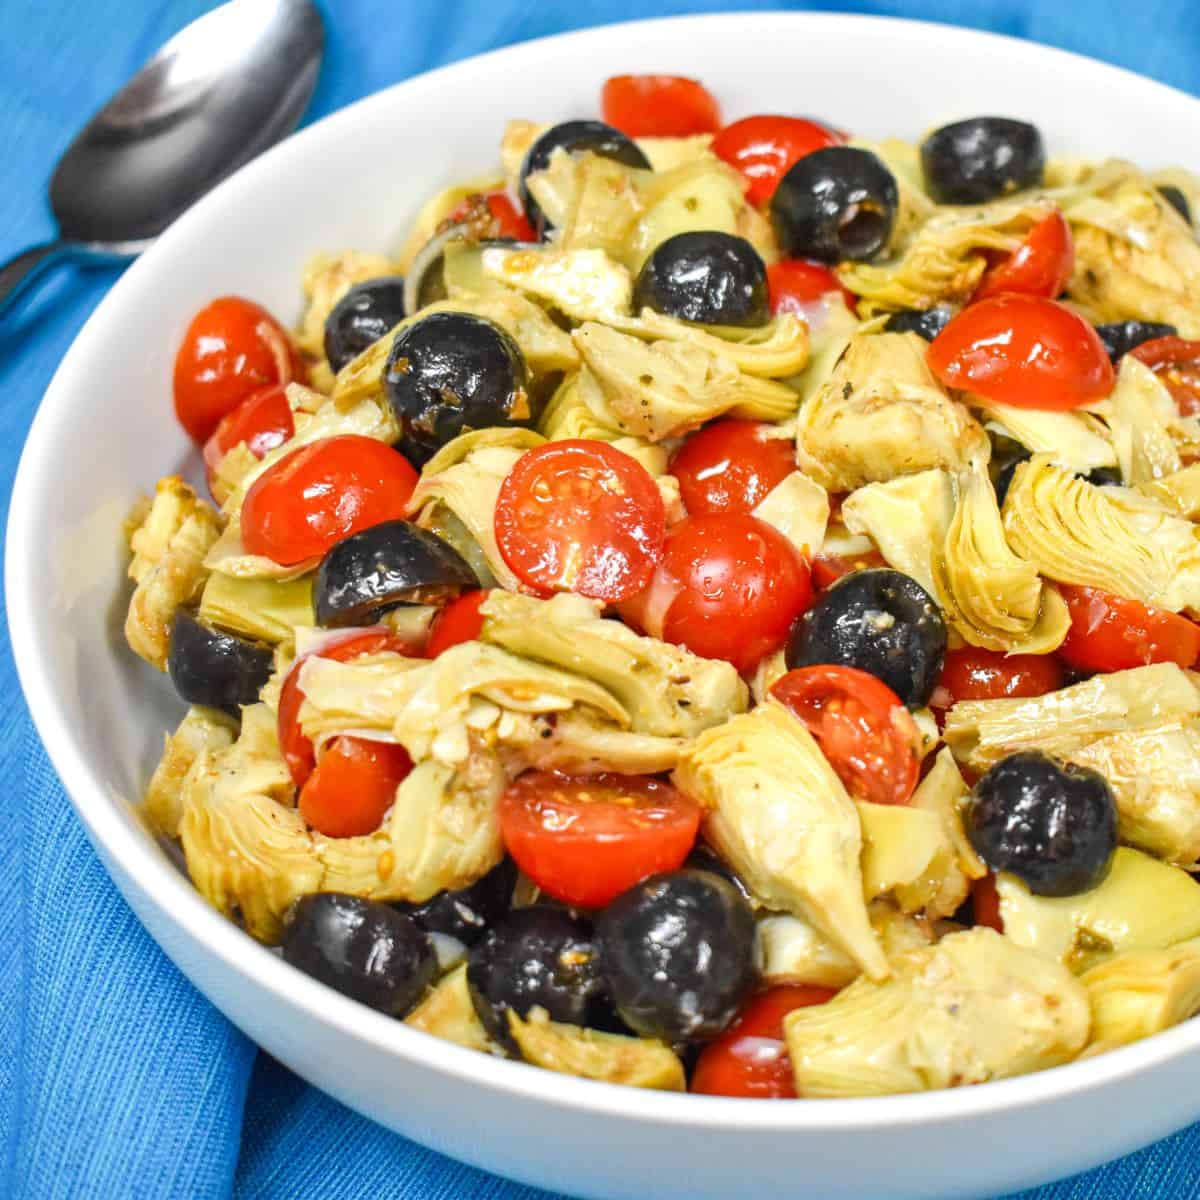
[124,72,1200,1099]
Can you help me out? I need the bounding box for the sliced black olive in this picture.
[315,519,478,628]
[785,568,947,708]
[920,117,1045,205]
[282,893,436,1017]
[632,231,769,327]
[1081,466,1122,488]
[519,120,650,237]
[885,306,954,341]
[394,857,517,947]
[595,869,757,1043]
[770,146,898,263]
[167,612,273,715]
[994,449,1031,506]
[467,905,605,1051]
[384,311,533,466]
[1158,184,1192,225]
[1094,320,1178,363]
[323,277,406,373]
[964,751,1118,897]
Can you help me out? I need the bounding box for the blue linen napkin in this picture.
[3,1,1200,1196]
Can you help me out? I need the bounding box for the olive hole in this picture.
[837,205,888,257]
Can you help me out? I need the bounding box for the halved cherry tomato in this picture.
[927,295,1114,410]
[691,985,835,1098]
[299,735,413,838]
[278,630,413,788]
[972,874,1004,933]
[449,190,536,242]
[425,590,489,658]
[1058,584,1200,672]
[771,665,922,806]
[202,384,294,479]
[241,434,418,566]
[601,74,721,138]
[711,115,843,206]
[499,771,701,909]
[670,420,796,516]
[767,258,856,318]
[173,296,304,443]
[494,440,666,602]
[810,549,888,591]
[620,513,813,673]
[934,647,1063,710]
[1130,336,1200,416]
[974,211,1074,301]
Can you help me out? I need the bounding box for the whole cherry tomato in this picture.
[934,646,1063,710]
[601,74,722,138]
[1057,584,1200,672]
[1130,336,1200,416]
[670,420,796,516]
[202,384,294,479]
[974,210,1074,301]
[711,115,843,206]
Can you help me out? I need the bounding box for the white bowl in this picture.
[10,13,1200,1199]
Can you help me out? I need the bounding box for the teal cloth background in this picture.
[2,2,1199,1196]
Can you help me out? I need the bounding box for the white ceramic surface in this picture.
[9,14,1200,1200]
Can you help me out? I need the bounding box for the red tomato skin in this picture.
[711,116,843,206]
[974,211,1074,301]
[937,647,1064,705]
[767,259,857,317]
[299,735,413,838]
[450,190,536,242]
[426,590,489,658]
[670,420,796,516]
[241,434,418,566]
[601,74,722,138]
[499,772,701,909]
[691,985,835,1098]
[927,295,1114,411]
[972,874,1004,933]
[1058,585,1200,672]
[494,440,666,602]
[202,384,295,478]
[173,296,304,442]
[810,550,888,591]
[1130,336,1200,416]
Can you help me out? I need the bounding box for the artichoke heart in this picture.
[520,711,685,776]
[1103,355,1182,485]
[978,405,1116,473]
[198,571,314,645]
[795,331,989,492]
[395,171,507,273]
[125,476,222,670]
[751,471,829,561]
[507,1009,685,1091]
[551,152,645,262]
[783,928,1090,1097]
[480,245,633,322]
[479,591,748,739]
[406,963,498,1054]
[1003,456,1200,613]
[673,705,887,980]
[144,706,237,839]
[1138,463,1200,519]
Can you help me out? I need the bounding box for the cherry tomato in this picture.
[767,258,856,318]
[426,590,489,658]
[241,434,418,566]
[771,665,922,806]
[927,295,1114,410]
[620,513,813,673]
[299,735,413,838]
[1130,336,1200,416]
[498,771,702,909]
[935,647,1063,708]
[972,874,1004,933]
[670,420,796,516]
[974,210,1074,301]
[173,296,304,443]
[494,440,666,602]
[711,115,843,206]
[278,630,413,788]
[449,190,536,242]
[600,74,722,138]
[810,549,888,591]
[1057,584,1200,673]
[202,384,294,478]
[691,984,835,1098]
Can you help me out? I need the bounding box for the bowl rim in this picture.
[10,7,1200,1134]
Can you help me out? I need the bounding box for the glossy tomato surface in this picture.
[1058,585,1200,672]
[671,420,795,516]
[767,258,856,318]
[202,384,295,479]
[299,735,413,838]
[601,74,721,137]
[974,210,1074,301]
[711,115,842,206]
[425,590,489,658]
[935,647,1063,708]
[1130,336,1200,416]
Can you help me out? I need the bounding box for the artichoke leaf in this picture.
[783,928,1090,1097]
[749,649,789,706]
[751,471,828,561]
[144,706,237,839]
[673,705,888,980]
[198,571,314,644]
[1138,463,1200,519]
[297,249,399,364]
[395,171,507,273]
[1102,355,1182,485]
[520,711,685,776]
[634,134,715,172]
[480,245,632,323]
[912,748,986,882]
[406,963,498,1055]
[553,152,645,262]
[538,369,628,444]
[978,404,1116,472]
[203,515,318,582]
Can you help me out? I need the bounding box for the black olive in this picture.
[884,306,954,341]
[281,893,437,1017]
[323,277,406,373]
[1081,466,1122,488]
[785,568,947,708]
[632,232,769,327]
[167,612,272,716]
[1094,320,1178,363]
[394,857,517,947]
[994,450,1032,506]
[519,120,650,237]
[1158,184,1192,225]
[467,905,605,1051]
[770,147,898,263]
[595,870,757,1043]
[314,519,478,627]
[684,845,751,901]
[384,311,533,466]
[920,117,1045,205]
[964,751,1118,897]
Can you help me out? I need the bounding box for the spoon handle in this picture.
[0,241,77,317]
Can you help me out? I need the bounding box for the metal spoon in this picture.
[0,0,324,317]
